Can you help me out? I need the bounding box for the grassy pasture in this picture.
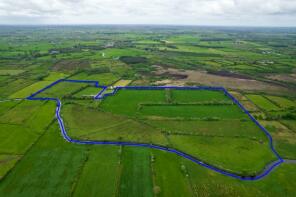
[0,70,25,76]
[119,147,153,197]
[0,101,19,116]
[152,150,193,197]
[140,104,246,119]
[62,103,168,145]
[185,160,296,196]
[265,95,296,108]
[69,72,119,85]
[113,79,132,87]
[37,81,88,98]
[73,146,120,197]
[0,100,43,124]
[100,89,166,116]
[246,94,280,111]
[9,81,55,98]
[101,48,146,58]
[171,89,229,103]
[0,123,88,197]
[73,87,102,97]
[43,72,68,81]
[0,101,55,154]
[281,120,296,132]
[145,119,265,138]
[0,79,35,99]
[0,124,39,154]
[0,155,20,179]
[169,135,276,175]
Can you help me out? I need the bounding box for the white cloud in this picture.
[0,0,295,26]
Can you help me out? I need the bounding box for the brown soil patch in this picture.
[266,74,296,83]
[53,60,90,71]
[152,66,292,94]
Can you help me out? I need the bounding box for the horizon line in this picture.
[0,24,296,28]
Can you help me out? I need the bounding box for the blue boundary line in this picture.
[26,79,284,181]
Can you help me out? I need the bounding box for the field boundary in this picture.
[26,79,284,181]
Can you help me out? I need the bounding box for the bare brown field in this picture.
[266,74,296,83]
[153,67,293,94]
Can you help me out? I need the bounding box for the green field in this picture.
[61,88,277,175]
[0,26,296,196]
[73,87,102,97]
[9,80,55,98]
[246,94,281,111]
[0,70,25,76]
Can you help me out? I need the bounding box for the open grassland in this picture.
[0,155,20,179]
[62,103,168,146]
[140,104,245,119]
[0,100,55,180]
[171,89,229,103]
[113,79,132,87]
[43,72,68,81]
[119,147,153,197]
[0,101,55,154]
[0,78,35,99]
[73,146,120,197]
[0,101,19,116]
[145,119,264,138]
[152,150,193,197]
[73,87,102,98]
[0,26,296,196]
[0,123,88,197]
[69,72,119,85]
[37,81,88,98]
[184,159,296,196]
[169,135,275,175]
[63,89,277,175]
[265,95,296,108]
[100,89,166,116]
[246,94,281,111]
[9,80,55,98]
[0,70,25,76]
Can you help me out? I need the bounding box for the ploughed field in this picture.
[61,88,276,176]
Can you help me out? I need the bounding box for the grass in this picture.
[0,101,55,154]
[100,89,166,116]
[246,94,281,111]
[0,70,25,76]
[9,80,55,98]
[0,155,20,179]
[69,72,119,85]
[119,147,153,197]
[281,120,296,131]
[0,101,20,116]
[0,123,88,197]
[151,150,193,197]
[145,119,265,138]
[62,103,168,146]
[43,72,68,81]
[168,135,276,175]
[37,81,88,98]
[0,100,44,125]
[101,48,146,58]
[184,160,296,196]
[265,95,296,108]
[140,104,246,119]
[171,89,229,103]
[113,79,132,87]
[73,87,102,97]
[73,146,120,197]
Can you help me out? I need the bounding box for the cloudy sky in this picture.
[0,0,295,26]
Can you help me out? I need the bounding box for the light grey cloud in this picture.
[0,0,295,26]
